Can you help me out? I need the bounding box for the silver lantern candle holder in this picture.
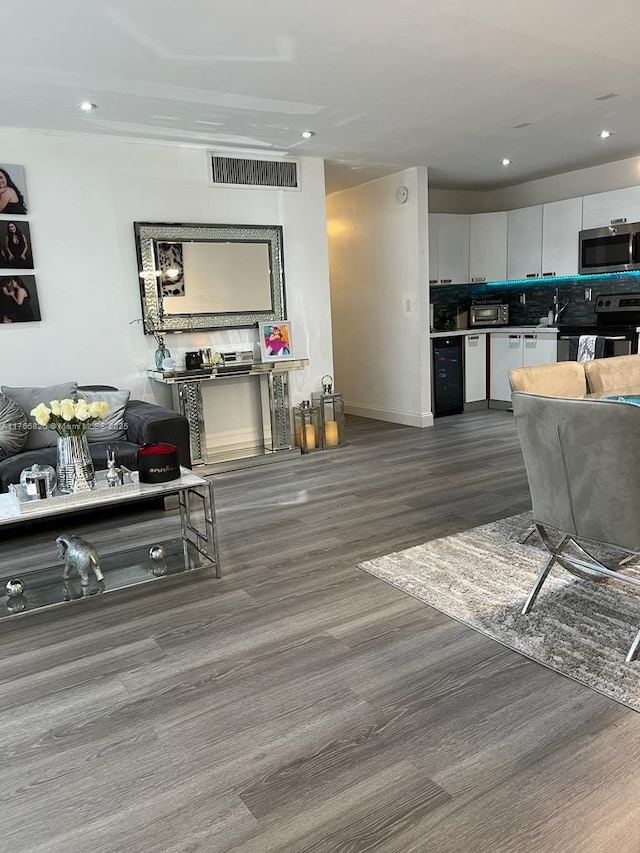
[311,376,345,450]
[293,400,321,454]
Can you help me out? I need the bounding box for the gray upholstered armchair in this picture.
[512,391,640,662]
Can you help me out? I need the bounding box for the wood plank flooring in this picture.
[1,410,639,852]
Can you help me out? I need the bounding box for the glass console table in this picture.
[0,468,219,619]
[148,359,309,466]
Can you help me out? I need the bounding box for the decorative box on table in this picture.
[137,443,180,483]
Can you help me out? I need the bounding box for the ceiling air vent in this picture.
[209,153,300,190]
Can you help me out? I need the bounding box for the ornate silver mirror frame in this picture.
[135,222,286,333]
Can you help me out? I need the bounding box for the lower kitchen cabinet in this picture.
[464,333,487,404]
[489,331,557,404]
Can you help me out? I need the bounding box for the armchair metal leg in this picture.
[522,552,556,615]
[520,526,535,546]
[626,629,640,663]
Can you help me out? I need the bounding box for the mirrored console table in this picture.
[148,359,309,467]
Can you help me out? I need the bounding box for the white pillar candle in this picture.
[324,420,339,447]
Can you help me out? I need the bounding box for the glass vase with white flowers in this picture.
[30,399,111,494]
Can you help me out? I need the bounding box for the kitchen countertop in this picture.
[430,326,559,338]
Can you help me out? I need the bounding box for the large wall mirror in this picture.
[135,222,286,333]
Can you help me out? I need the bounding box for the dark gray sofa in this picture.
[0,385,191,493]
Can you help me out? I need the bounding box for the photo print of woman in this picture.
[0,221,33,268]
[263,323,291,356]
[0,275,41,323]
[0,164,27,215]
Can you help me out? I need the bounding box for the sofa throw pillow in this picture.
[0,393,28,460]
[77,389,130,443]
[1,381,78,450]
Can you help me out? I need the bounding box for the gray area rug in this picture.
[359,512,640,712]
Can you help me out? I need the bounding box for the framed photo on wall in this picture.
[0,275,41,323]
[0,220,34,269]
[259,320,295,361]
[0,164,27,215]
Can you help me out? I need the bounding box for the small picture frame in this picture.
[0,164,27,215]
[259,320,294,361]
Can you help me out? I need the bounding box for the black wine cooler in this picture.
[432,336,464,417]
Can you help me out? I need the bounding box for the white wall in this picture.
[430,153,640,213]
[327,168,432,427]
[0,129,333,432]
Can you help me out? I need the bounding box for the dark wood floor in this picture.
[1,411,639,853]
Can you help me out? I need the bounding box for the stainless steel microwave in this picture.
[579,222,640,275]
[469,303,509,326]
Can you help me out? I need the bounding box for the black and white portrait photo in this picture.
[0,275,40,323]
[0,220,33,268]
[0,164,27,215]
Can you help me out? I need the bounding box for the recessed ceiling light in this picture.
[78,101,97,112]
[301,130,315,139]
[600,130,612,139]
[502,158,511,166]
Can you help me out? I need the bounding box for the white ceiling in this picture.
[5,0,640,193]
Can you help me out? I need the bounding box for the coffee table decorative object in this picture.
[137,443,180,483]
[30,398,111,494]
[8,470,138,515]
[0,467,219,619]
[20,463,56,499]
[148,544,168,576]
[5,578,25,597]
[56,534,104,598]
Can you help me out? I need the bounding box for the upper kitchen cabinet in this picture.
[469,212,507,283]
[507,205,542,280]
[541,197,583,277]
[428,213,470,285]
[582,186,640,230]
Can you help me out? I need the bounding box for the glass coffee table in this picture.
[0,467,219,618]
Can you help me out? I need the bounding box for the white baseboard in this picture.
[345,402,434,428]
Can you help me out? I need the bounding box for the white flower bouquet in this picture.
[30,399,110,436]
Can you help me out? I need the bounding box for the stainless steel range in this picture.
[557,293,640,360]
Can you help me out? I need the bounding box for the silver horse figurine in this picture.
[56,535,104,596]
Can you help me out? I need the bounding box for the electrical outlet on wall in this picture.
[403,295,415,314]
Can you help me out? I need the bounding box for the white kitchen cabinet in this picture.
[490,331,557,402]
[490,332,523,401]
[464,333,487,403]
[469,212,507,283]
[507,205,543,280]
[429,213,470,285]
[582,186,640,230]
[541,197,583,277]
[523,332,558,367]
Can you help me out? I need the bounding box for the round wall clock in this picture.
[395,185,409,204]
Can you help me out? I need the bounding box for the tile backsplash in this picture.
[430,274,640,331]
